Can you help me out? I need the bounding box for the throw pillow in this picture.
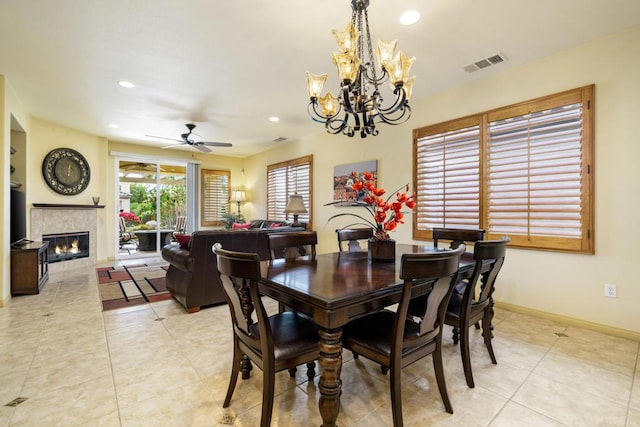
[268,222,283,229]
[232,222,251,229]
[174,233,191,249]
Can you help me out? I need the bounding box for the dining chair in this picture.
[432,227,485,249]
[444,237,509,388]
[267,230,317,260]
[336,227,373,252]
[343,245,466,426]
[213,245,320,427]
[267,231,319,334]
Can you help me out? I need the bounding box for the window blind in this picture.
[201,169,230,226]
[487,103,583,240]
[416,123,481,232]
[412,85,594,253]
[267,155,312,226]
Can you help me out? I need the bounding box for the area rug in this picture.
[96,261,172,311]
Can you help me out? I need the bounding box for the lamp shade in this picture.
[230,190,247,203]
[284,194,307,214]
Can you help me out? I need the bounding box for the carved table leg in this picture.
[318,327,342,427]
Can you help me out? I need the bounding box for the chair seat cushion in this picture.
[247,311,318,360]
[344,310,421,356]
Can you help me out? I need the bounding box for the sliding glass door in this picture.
[117,160,187,258]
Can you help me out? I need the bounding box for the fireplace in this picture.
[43,231,90,263]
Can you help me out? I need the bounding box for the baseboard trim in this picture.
[495,301,640,342]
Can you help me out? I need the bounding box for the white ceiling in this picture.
[1,0,639,157]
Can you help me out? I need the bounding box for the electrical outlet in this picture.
[604,283,617,298]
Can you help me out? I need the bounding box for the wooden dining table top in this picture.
[259,243,476,329]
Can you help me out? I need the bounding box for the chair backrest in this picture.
[433,227,485,249]
[336,228,373,252]
[119,216,128,234]
[462,237,510,316]
[267,231,317,260]
[213,245,271,352]
[175,215,187,233]
[397,245,466,346]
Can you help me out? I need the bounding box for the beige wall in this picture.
[1,77,31,305]
[244,27,640,335]
[0,114,246,303]
[27,119,110,262]
[2,27,638,335]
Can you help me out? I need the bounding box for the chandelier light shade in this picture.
[284,193,308,226]
[230,190,247,215]
[306,0,416,138]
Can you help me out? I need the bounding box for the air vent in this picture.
[273,137,287,142]
[464,52,508,73]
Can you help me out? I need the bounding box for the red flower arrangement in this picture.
[119,211,141,226]
[327,171,415,240]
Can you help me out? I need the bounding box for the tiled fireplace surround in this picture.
[30,205,99,273]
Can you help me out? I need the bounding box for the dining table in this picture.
[256,243,480,427]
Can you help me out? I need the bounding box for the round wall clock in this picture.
[42,148,91,195]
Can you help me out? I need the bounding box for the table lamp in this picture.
[230,190,247,215]
[284,193,307,227]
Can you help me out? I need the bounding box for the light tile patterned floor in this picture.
[1,258,638,426]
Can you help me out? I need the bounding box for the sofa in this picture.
[161,220,304,313]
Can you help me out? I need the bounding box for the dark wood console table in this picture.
[11,241,49,295]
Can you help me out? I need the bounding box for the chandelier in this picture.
[306,0,416,138]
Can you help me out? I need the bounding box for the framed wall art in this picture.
[333,160,377,206]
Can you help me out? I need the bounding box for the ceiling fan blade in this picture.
[161,143,187,149]
[200,141,233,147]
[194,144,212,153]
[146,134,183,143]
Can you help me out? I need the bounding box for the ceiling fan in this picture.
[146,123,232,152]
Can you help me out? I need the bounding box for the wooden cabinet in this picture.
[11,241,49,295]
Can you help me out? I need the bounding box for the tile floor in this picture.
[1,257,639,426]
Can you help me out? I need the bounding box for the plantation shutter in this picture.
[201,169,230,226]
[413,85,593,253]
[414,117,481,239]
[267,165,288,221]
[486,92,587,250]
[267,155,312,226]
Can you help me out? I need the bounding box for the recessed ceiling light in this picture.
[108,124,119,128]
[269,116,280,122]
[400,10,420,25]
[118,80,135,88]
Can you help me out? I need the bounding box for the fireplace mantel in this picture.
[33,203,105,209]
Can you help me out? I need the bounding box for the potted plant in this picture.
[326,171,415,262]
[221,212,246,229]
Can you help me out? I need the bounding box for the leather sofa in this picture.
[161,223,303,313]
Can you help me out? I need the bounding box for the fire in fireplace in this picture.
[43,231,90,263]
